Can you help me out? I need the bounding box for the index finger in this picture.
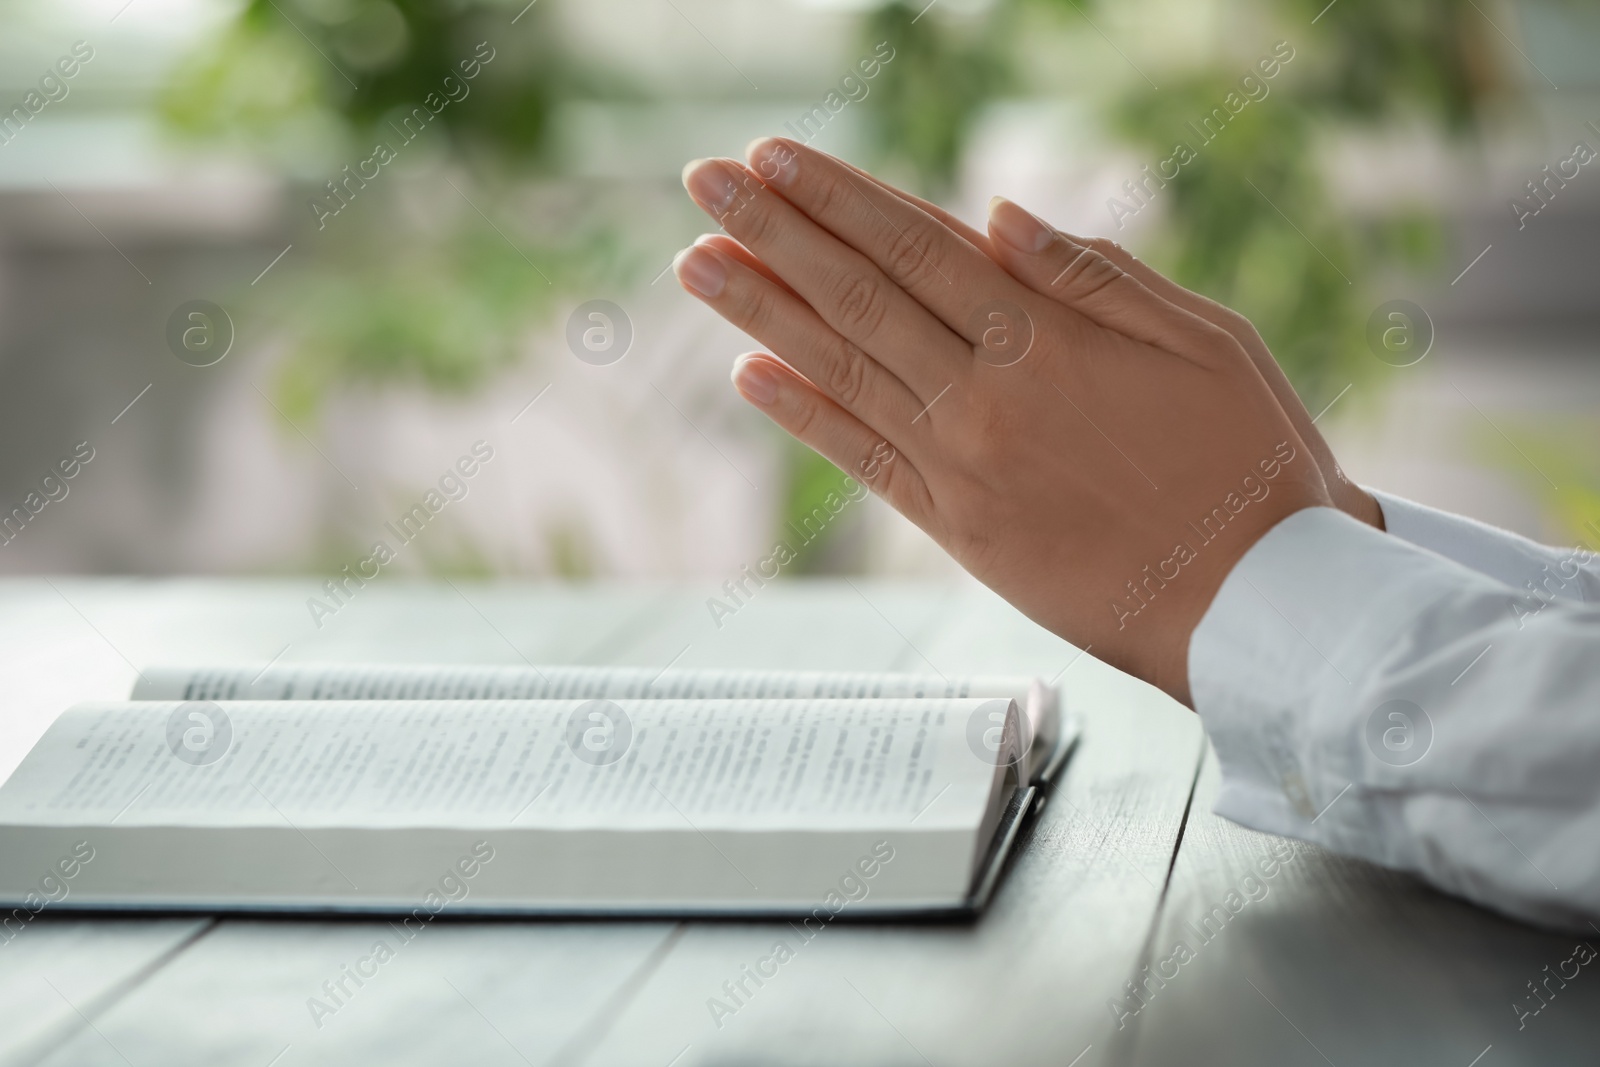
[833,157,994,255]
[745,137,1023,345]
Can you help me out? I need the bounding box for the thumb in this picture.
[986,196,1229,363]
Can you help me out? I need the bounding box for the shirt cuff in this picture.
[1371,489,1595,605]
[1185,506,1487,852]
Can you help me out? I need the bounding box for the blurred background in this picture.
[1,0,1597,586]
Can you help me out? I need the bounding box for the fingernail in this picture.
[731,356,780,406]
[988,196,1054,253]
[746,137,798,187]
[673,245,726,298]
[682,158,739,216]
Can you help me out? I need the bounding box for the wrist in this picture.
[1334,482,1384,530]
[1170,484,1334,709]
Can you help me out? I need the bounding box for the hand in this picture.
[786,161,1382,531]
[980,206,1384,530]
[673,138,1332,704]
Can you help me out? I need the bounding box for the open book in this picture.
[0,665,1080,917]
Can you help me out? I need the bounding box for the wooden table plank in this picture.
[1120,746,1600,1067]
[30,921,683,1067]
[11,578,1598,1066]
[576,581,1204,1067]
[0,919,212,1067]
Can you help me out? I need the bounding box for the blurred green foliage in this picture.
[859,2,1015,195]
[858,0,1505,411]
[160,0,1539,569]
[159,0,631,422]
[161,0,580,159]
[1476,420,1600,550]
[1104,0,1499,407]
[270,229,570,421]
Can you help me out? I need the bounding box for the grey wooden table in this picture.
[0,578,1593,1066]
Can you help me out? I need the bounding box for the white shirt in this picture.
[1189,491,1600,930]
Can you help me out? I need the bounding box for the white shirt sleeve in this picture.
[1189,505,1600,930]
[1370,488,1600,611]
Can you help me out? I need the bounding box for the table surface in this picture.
[0,577,1594,1067]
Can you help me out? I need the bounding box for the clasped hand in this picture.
[674,138,1372,705]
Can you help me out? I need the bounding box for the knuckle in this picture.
[863,447,900,497]
[740,282,778,340]
[882,215,944,288]
[729,189,776,245]
[1085,236,1129,262]
[821,338,870,407]
[1218,306,1262,344]
[1053,245,1121,299]
[827,270,890,340]
[854,438,896,485]
[860,443,921,515]
[809,169,854,223]
[889,479,940,535]
[1199,316,1248,355]
[787,391,827,439]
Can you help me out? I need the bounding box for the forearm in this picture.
[1370,490,1600,612]
[1190,506,1600,930]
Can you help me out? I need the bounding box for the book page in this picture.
[0,698,1016,833]
[134,663,1034,703]
[132,664,1056,781]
